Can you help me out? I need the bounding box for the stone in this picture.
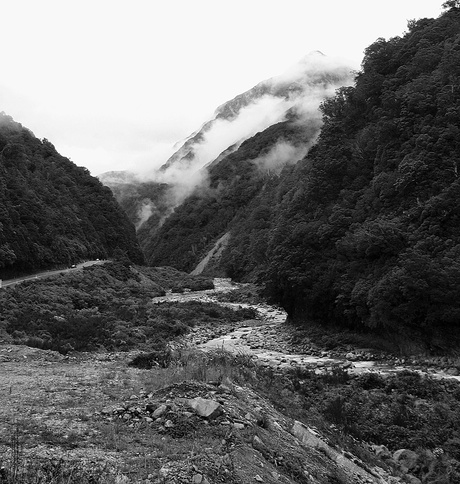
[233,422,245,430]
[192,475,203,484]
[252,435,267,453]
[188,397,223,420]
[254,475,263,482]
[165,420,174,428]
[372,444,391,460]
[406,475,422,484]
[393,449,419,473]
[152,404,168,418]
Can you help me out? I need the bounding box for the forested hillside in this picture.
[145,118,319,271]
[101,52,353,263]
[0,114,144,277]
[222,5,460,349]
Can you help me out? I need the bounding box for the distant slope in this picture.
[160,51,353,174]
[0,113,144,277]
[99,171,171,231]
[145,119,318,271]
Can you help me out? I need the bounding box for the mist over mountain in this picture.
[100,53,355,258]
[160,52,353,174]
[0,114,144,276]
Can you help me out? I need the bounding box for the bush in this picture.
[129,348,172,369]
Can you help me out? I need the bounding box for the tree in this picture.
[443,0,460,10]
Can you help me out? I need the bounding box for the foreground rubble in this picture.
[97,380,398,484]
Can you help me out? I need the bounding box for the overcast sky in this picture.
[0,0,444,176]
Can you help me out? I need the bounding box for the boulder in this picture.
[152,404,168,418]
[406,475,422,484]
[188,397,223,419]
[393,449,419,473]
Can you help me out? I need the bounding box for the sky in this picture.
[0,0,444,176]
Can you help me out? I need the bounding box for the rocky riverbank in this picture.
[154,279,460,382]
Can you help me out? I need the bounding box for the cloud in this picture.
[131,53,356,224]
[135,200,155,230]
[183,95,294,172]
[275,51,356,86]
[138,94,294,207]
[251,141,311,174]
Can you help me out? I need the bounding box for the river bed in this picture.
[155,278,460,382]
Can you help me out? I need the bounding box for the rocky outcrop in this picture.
[97,380,398,483]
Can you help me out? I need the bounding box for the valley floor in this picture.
[1,279,459,483]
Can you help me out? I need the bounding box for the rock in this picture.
[152,404,168,418]
[115,475,130,484]
[406,475,422,484]
[372,444,391,460]
[165,420,174,428]
[252,435,267,453]
[192,474,203,484]
[393,449,419,473]
[233,422,245,430]
[188,397,223,420]
[254,475,263,482]
[446,367,459,376]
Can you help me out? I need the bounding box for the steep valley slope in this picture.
[123,5,460,353]
[0,113,143,277]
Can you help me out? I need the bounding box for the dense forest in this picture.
[146,4,460,349]
[224,4,460,349]
[0,114,144,277]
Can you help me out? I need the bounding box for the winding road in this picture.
[0,260,106,289]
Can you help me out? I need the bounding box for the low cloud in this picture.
[132,53,355,223]
[252,141,311,174]
[135,199,156,230]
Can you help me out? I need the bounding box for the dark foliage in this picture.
[0,263,252,354]
[128,348,173,368]
[0,262,228,353]
[221,7,460,349]
[293,369,460,482]
[0,113,143,277]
